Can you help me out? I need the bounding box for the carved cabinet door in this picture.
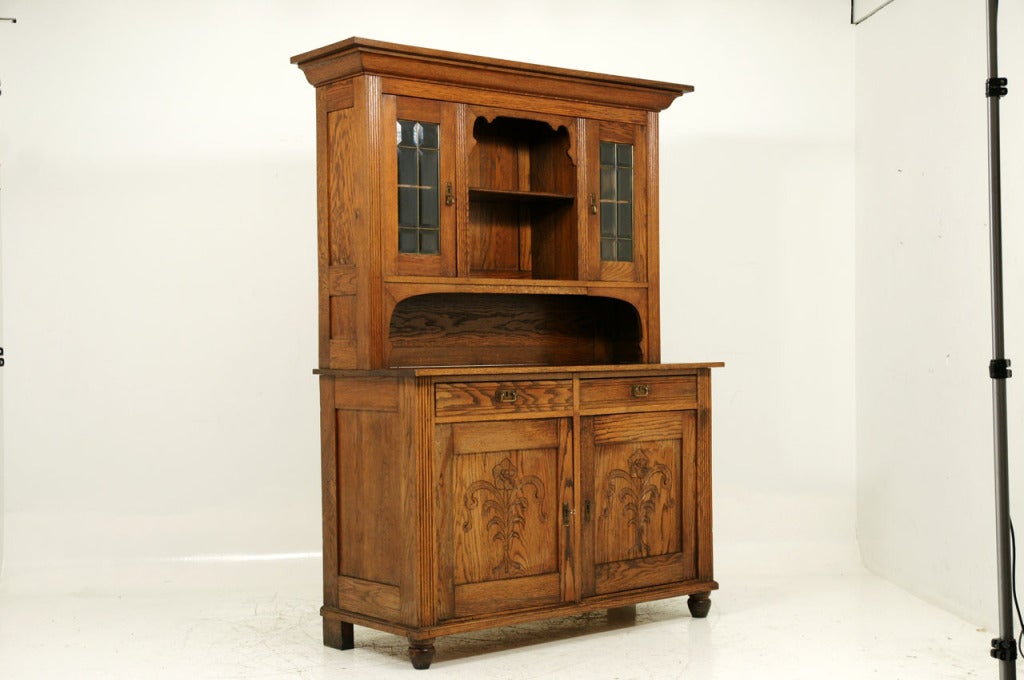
[435,418,573,620]
[580,410,697,597]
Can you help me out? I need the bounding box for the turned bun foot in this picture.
[687,592,712,618]
[408,638,436,670]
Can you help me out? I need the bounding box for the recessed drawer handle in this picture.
[631,384,650,398]
[496,389,518,403]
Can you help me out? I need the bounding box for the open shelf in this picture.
[387,293,642,368]
[468,115,578,280]
[468,188,575,204]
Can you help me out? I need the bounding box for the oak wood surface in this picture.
[298,38,717,668]
[291,37,692,111]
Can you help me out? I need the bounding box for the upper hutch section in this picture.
[292,38,691,369]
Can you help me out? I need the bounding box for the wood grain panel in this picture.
[594,436,681,564]
[328,264,358,295]
[326,109,358,266]
[580,376,697,413]
[336,408,402,586]
[451,418,558,454]
[453,447,559,585]
[336,575,401,619]
[334,376,400,411]
[454,573,561,618]
[589,410,685,444]
[319,378,339,609]
[387,293,643,369]
[593,553,692,596]
[435,381,572,419]
[583,410,698,597]
[328,339,358,368]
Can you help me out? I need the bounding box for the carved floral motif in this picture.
[602,448,673,558]
[464,457,547,577]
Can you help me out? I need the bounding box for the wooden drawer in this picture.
[579,375,697,412]
[434,380,573,419]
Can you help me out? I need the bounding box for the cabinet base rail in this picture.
[322,579,718,669]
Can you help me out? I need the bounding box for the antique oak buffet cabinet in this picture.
[291,37,722,670]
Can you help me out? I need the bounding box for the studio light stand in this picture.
[985,0,1018,678]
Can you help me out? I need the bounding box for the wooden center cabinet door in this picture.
[434,418,573,620]
[580,409,697,596]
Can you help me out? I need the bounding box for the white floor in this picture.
[0,543,996,679]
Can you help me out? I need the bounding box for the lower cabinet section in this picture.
[317,364,718,669]
[436,418,571,619]
[582,410,698,596]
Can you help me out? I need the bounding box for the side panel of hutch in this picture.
[293,38,721,669]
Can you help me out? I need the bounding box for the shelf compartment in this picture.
[468,188,575,204]
[387,293,642,368]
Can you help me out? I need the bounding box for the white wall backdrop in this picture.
[0,0,855,573]
[856,0,1024,628]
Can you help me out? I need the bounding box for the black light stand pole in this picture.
[985,0,1017,677]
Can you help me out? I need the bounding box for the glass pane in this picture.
[395,119,442,257]
[600,166,616,201]
[419,148,439,189]
[617,143,633,167]
[600,238,615,261]
[419,229,439,254]
[398,120,416,146]
[600,203,616,237]
[600,141,616,166]
[398,228,419,254]
[420,122,439,148]
[617,203,632,237]
[617,167,632,202]
[397,146,417,186]
[617,238,633,262]
[398,187,418,227]
[420,186,439,227]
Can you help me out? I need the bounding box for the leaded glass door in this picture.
[586,120,647,283]
[383,96,457,276]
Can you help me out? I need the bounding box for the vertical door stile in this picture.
[455,103,470,277]
[559,414,576,603]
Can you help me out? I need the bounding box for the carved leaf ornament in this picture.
[603,448,674,558]
[464,457,547,577]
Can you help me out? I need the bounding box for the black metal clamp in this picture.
[987,77,1009,98]
[991,637,1018,661]
[990,358,1012,380]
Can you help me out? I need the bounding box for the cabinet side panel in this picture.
[335,378,403,587]
[326,107,357,265]
[319,377,339,610]
[696,369,714,579]
[321,83,363,368]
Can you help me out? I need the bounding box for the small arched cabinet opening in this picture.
[387,293,643,368]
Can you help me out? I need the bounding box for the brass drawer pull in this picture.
[496,389,518,403]
[631,384,650,398]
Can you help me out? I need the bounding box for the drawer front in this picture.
[435,380,573,419]
[579,375,697,412]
